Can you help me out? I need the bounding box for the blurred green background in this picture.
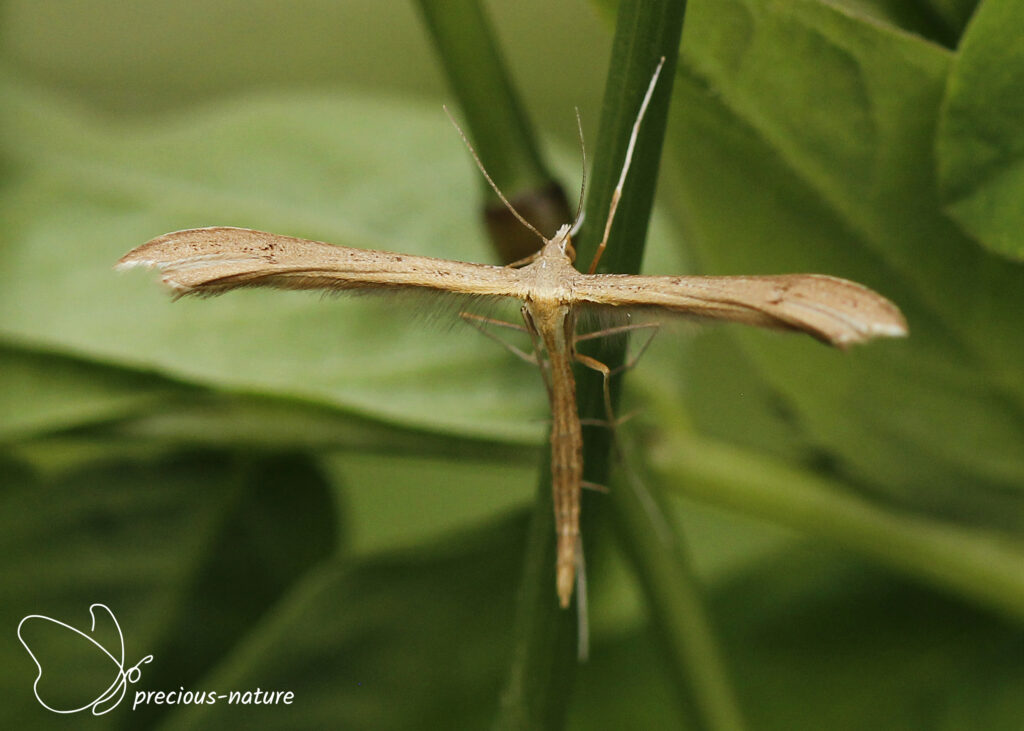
[3,0,1024,729]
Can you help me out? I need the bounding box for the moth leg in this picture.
[573,351,617,428]
[612,322,660,377]
[580,410,640,429]
[573,320,656,343]
[574,322,659,430]
[586,57,665,274]
[459,311,538,366]
[575,321,660,376]
[460,311,530,334]
[505,250,543,268]
[580,480,609,494]
[520,306,554,399]
[574,352,642,434]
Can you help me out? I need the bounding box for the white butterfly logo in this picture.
[17,603,153,715]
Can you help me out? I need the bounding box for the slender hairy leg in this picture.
[586,57,666,274]
[572,320,659,424]
[574,321,660,502]
[608,322,660,377]
[459,311,539,366]
[574,320,660,347]
[505,250,543,268]
[574,351,616,428]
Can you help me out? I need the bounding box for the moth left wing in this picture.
[572,273,907,348]
[117,227,527,300]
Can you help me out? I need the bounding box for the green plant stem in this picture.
[609,436,747,731]
[499,0,696,722]
[572,2,746,731]
[495,452,578,731]
[649,417,1024,623]
[420,0,745,727]
[414,2,579,728]
[415,0,572,262]
[415,0,553,197]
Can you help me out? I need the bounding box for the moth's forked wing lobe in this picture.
[117,227,527,299]
[573,273,907,348]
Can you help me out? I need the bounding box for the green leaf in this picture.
[0,346,181,442]
[5,445,1022,730]
[3,1,1024,726]
[326,451,535,556]
[938,0,1024,260]
[572,548,1024,731]
[830,0,976,46]
[0,79,546,444]
[647,426,1024,622]
[667,0,1024,526]
[709,549,1024,731]
[147,513,531,730]
[0,451,336,729]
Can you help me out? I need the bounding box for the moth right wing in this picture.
[573,272,907,348]
[116,227,528,300]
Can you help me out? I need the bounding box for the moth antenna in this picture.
[569,211,586,239]
[443,105,546,243]
[570,106,587,236]
[587,56,666,274]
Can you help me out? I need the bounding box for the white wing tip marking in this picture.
[114,257,153,271]
[870,321,909,338]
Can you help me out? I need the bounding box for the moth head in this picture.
[551,223,576,262]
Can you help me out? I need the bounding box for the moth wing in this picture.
[117,227,528,301]
[572,273,907,348]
